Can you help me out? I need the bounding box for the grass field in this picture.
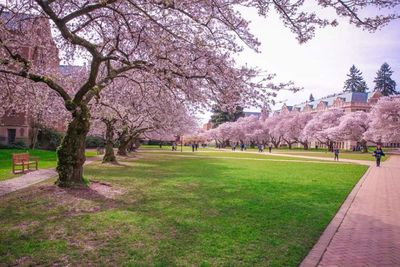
[0,149,98,181]
[0,150,368,266]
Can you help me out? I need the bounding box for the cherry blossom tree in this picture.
[1,1,398,187]
[364,96,400,143]
[264,115,283,148]
[329,111,369,152]
[91,77,198,162]
[288,112,314,149]
[275,113,298,149]
[302,109,344,151]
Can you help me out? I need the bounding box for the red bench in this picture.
[12,153,39,174]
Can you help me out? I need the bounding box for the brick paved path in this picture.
[301,155,400,267]
[0,156,101,197]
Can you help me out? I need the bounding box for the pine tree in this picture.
[343,65,368,93]
[309,93,315,102]
[373,63,398,96]
[210,105,244,128]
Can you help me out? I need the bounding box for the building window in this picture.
[7,129,16,144]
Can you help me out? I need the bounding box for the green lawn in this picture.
[0,149,98,181]
[0,150,368,266]
[145,150,321,161]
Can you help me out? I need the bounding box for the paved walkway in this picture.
[301,155,400,267]
[0,168,57,196]
[0,157,101,197]
[269,151,374,166]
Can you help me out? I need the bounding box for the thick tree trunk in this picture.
[288,142,292,149]
[102,120,117,163]
[118,133,135,156]
[117,129,129,156]
[129,137,141,152]
[118,141,129,156]
[56,104,90,187]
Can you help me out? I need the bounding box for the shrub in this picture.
[37,128,64,151]
[0,140,28,149]
[85,135,105,148]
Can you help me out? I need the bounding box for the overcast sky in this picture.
[235,6,400,112]
[197,5,400,123]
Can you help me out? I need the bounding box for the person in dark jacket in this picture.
[373,145,385,167]
[333,147,340,161]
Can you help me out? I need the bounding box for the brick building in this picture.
[276,91,399,149]
[0,11,60,146]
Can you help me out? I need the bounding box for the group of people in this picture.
[191,143,199,152]
[231,142,247,151]
[333,145,386,167]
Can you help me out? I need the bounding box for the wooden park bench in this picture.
[12,153,39,174]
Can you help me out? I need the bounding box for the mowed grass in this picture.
[0,149,98,181]
[144,150,321,162]
[0,151,368,266]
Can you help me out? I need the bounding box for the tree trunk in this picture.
[29,125,39,149]
[118,141,129,156]
[129,138,141,151]
[56,104,90,187]
[328,141,334,152]
[361,140,368,153]
[118,133,134,156]
[102,120,117,163]
[303,142,309,150]
[288,142,292,149]
[117,129,129,156]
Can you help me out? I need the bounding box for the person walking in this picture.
[333,147,339,161]
[373,145,385,167]
[191,143,195,152]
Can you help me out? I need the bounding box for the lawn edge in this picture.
[299,165,371,267]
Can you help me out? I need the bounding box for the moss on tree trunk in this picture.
[102,119,117,163]
[56,104,90,187]
[117,137,130,156]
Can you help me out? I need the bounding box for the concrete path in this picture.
[301,155,400,267]
[0,156,101,197]
[0,168,57,196]
[267,151,374,166]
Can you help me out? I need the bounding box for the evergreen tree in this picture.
[373,63,398,96]
[343,65,368,93]
[309,93,315,102]
[210,105,244,128]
